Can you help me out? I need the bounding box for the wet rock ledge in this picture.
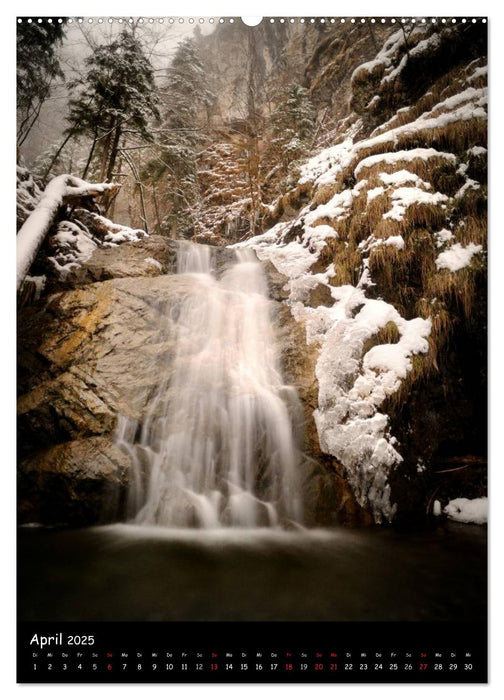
[17,236,370,527]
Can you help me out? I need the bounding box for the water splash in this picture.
[116,242,303,528]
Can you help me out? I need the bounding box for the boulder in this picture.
[65,234,176,286]
[18,436,131,526]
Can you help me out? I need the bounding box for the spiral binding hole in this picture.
[16,16,488,25]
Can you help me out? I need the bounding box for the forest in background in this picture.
[18,18,391,242]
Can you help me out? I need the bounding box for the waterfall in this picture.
[116,241,303,528]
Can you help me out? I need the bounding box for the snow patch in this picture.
[47,220,98,277]
[379,169,431,188]
[23,274,46,301]
[360,235,405,253]
[363,313,430,380]
[383,187,448,222]
[434,228,454,248]
[383,235,405,250]
[455,179,480,200]
[467,146,487,157]
[298,137,355,187]
[355,148,455,178]
[298,83,485,197]
[364,91,487,149]
[351,29,406,83]
[87,213,147,244]
[144,257,163,271]
[381,53,408,85]
[17,164,43,226]
[240,221,431,522]
[444,497,488,524]
[409,32,442,58]
[435,242,483,272]
[425,86,484,116]
[16,173,120,289]
[306,189,354,224]
[367,186,385,203]
[468,65,487,82]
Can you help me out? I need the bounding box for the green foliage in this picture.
[269,83,316,169]
[17,20,65,147]
[146,38,215,237]
[66,30,160,181]
[67,30,159,139]
[260,83,316,203]
[31,140,89,183]
[162,38,214,146]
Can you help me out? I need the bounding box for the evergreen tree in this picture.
[66,30,160,183]
[154,38,214,237]
[32,142,71,182]
[269,83,316,173]
[17,20,65,147]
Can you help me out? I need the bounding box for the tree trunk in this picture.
[41,132,73,184]
[98,118,115,182]
[106,125,122,182]
[16,175,120,290]
[152,183,161,234]
[81,128,99,180]
[120,149,149,234]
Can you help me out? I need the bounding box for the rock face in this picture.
[18,437,130,526]
[18,275,193,447]
[18,239,191,525]
[265,261,372,525]
[273,301,373,527]
[60,234,177,287]
[18,237,369,526]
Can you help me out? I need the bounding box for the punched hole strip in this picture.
[16,17,488,25]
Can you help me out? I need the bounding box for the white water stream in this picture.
[116,242,303,528]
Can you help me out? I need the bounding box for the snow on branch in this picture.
[16,174,120,290]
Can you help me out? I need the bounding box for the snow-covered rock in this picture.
[444,497,488,525]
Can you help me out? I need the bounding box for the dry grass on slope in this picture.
[306,94,486,393]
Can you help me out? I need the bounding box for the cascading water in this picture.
[115,241,304,528]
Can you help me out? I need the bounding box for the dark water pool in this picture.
[18,522,486,622]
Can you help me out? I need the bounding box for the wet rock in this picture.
[18,436,131,526]
[64,235,176,287]
[18,242,371,527]
[300,455,373,527]
[273,303,319,456]
[272,301,372,525]
[18,275,193,456]
[307,283,334,308]
[262,260,290,301]
[212,246,237,276]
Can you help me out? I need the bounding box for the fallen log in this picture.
[16,174,120,290]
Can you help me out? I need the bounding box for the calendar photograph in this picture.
[16,15,488,683]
